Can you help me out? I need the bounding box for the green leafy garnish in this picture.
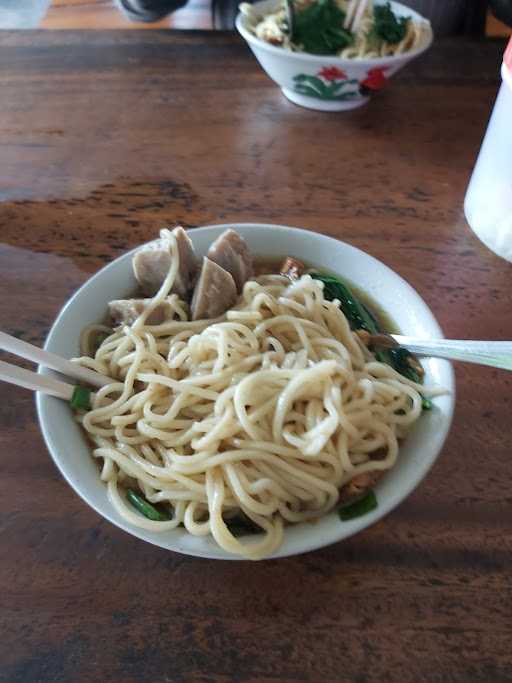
[70,385,91,410]
[311,272,431,409]
[293,0,353,55]
[386,346,422,384]
[339,490,378,521]
[313,273,377,334]
[126,489,172,521]
[225,513,263,537]
[371,2,409,44]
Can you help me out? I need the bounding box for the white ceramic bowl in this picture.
[236,0,433,111]
[37,224,454,560]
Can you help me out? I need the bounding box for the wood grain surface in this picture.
[0,31,511,683]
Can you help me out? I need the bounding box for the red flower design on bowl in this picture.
[318,66,348,82]
[360,67,390,92]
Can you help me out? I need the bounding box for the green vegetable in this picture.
[126,489,172,521]
[225,513,262,537]
[293,0,353,55]
[339,490,378,521]
[386,346,422,384]
[311,273,377,334]
[371,2,408,44]
[421,396,432,411]
[361,303,380,331]
[70,385,91,410]
[311,272,431,409]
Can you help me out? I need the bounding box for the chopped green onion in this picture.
[70,385,91,410]
[126,489,172,521]
[421,396,432,410]
[339,490,378,521]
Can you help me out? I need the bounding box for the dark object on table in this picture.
[404,0,467,35]
[117,0,241,27]
[404,0,491,36]
[489,0,512,26]
[115,0,187,22]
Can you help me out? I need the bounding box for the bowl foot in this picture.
[281,88,369,111]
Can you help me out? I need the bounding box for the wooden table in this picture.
[1,31,511,682]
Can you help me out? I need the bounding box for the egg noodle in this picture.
[75,231,437,559]
[241,0,430,58]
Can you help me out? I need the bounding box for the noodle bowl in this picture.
[37,224,454,560]
[236,1,433,111]
[73,230,441,560]
[239,0,431,59]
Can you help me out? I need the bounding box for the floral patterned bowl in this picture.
[236,0,433,111]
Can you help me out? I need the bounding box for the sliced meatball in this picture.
[109,297,177,326]
[133,247,170,297]
[133,226,198,299]
[207,229,253,293]
[191,257,238,321]
[174,226,199,296]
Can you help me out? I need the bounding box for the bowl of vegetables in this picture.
[236,0,433,111]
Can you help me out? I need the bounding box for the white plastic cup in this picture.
[464,38,512,262]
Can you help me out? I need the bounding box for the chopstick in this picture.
[0,329,113,406]
[0,330,112,389]
[344,0,368,32]
[0,360,75,400]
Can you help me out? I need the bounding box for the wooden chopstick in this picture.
[343,0,368,32]
[0,360,75,400]
[344,0,358,29]
[0,330,112,388]
[351,0,368,32]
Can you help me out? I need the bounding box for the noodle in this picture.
[74,232,437,559]
[240,0,431,59]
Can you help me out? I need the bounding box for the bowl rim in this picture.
[36,223,455,561]
[236,0,434,66]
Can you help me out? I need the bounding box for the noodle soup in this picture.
[236,1,433,111]
[240,0,432,59]
[69,228,444,560]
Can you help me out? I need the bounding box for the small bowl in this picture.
[37,224,454,560]
[236,0,433,111]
